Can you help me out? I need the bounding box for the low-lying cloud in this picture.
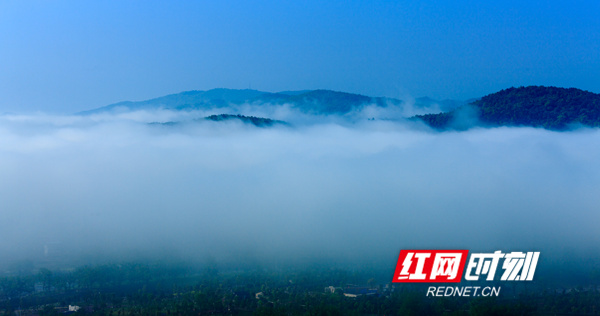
[1,109,599,283]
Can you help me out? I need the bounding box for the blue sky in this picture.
[1,0,599,113]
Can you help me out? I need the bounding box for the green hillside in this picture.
[416,86,600,130]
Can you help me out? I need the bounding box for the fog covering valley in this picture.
[1,97,600,285]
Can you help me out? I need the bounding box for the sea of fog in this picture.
[1,109,599,284]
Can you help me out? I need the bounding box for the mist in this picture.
[1,109,599,284]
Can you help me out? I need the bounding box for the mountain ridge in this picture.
[76,86,600,131]
[415,86,600,130]
[78,88,459,116]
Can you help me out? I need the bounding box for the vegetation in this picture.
[1,262,598,315]
[204,114,287,127]
[150,114,288,128]
[416,86,600,130]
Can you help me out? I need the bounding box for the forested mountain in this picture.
[416,86,600,130]
[79,86,600,130]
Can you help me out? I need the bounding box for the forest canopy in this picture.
[416,86,600,130]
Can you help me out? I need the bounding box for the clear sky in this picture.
[1,0,599,113]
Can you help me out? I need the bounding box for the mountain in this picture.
[415,86,600,130]
[79,88,460,116]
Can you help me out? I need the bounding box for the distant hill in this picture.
[150,114,287,128]
[79,88,462,116]
[415,86,600,130]
[204,114,287,127]
[80,89,267,114]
